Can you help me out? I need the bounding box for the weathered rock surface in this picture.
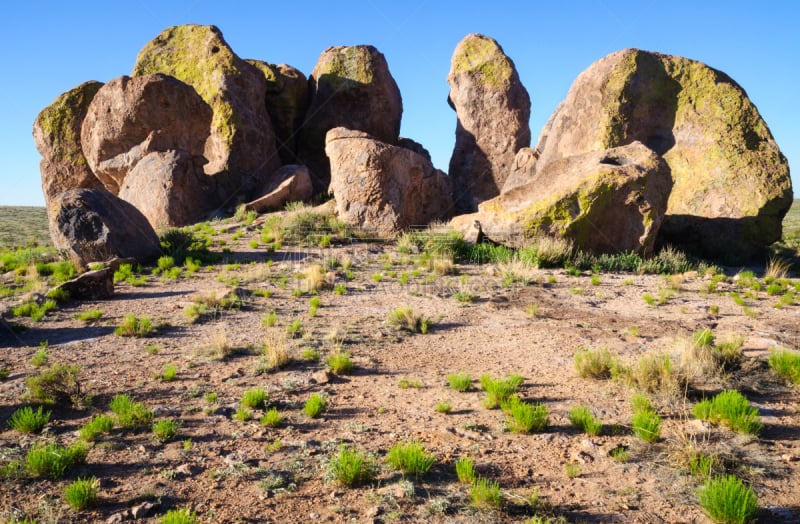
[48,189,161,266]
[502,147,540,192]
[448,34,531,213]
[326,128,452,234]
[52,268,114,300]
[245,165,313,213]
[451,142,671,255]
[247,60,309,165]
[118,150,219,229]
[524,48,792,260]
[33,81,105,207]
[299,46,403,193]
[81,74,212,194]
[132,24,280,199]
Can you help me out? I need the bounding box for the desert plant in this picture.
[262,330,291,371]
[768,348,800,384]
[241,387,269,409]
[573,346,617,379]
[480,374,523,409]
[12,299,57,321]
[693,390,762,435]
[262,309,278,327]
[79,414,115,442]
[233,407,253,421]
[568,405,602,436]
[455,456,476,484]
[565,461,581,478]
[610,446,630,463]
[26,441,87,479]
[631,409,661,442]
[161,507,198,524]
[327,351,354,375]
[152,419,179,443]
[627,353,685,397]
[387,307,431,334]
[698,475,758,524]
[0,364,10,380]
[302,347,320,362]
[110,393,153,429]
[504,397,549,434]
[26,363,82,405]
[435,402,452,414]
[114,314,154,337]
[30,343,49,366]
[74,309,102,322]
[333,283,347,295]
[260,408,283,427]
[63,476,99,510]
[471,476,503,508]
[387,441,435,478]
[7,406,51,433]
[286,319,303,338]
[328,445,377,487]
[160,363,177,382]
[447,372,472,392]
[304,393,327,418]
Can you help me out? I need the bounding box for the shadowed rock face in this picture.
[299,45,403,194]
[48,189,161,267]
[518,48,792,261]
[451,142,672,256]
[33,81,105,209]
[132,24,281,202]
[81,74,213,195]
[326,128,452,234]
[448,34,531,214]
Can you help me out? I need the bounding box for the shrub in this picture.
[63,476,99,510]
[447,372,472,392]
[241,387,269,409]
[114,314,154,337]
[161,507,198,524]
[286,319,303,338]
[110,393,153,429]
[8,406,51,433]
[627,353,685,397]
[455,456,476,484]
[470,477,503,508]
[568,405,602,436]
[260,408,283,427]
[435,402,452,414]
[693,390,762,435]
[328,445,377,487]
[327,351,354,375]
[631,409,661,442]
[152,419,179,443]
[387,441,435,478]
[12,299,57,321]
[386,307,432,334]
[160,363,177,382]
[504,397,549,434]
[698,475,758,524]
[573,346,617,379]
[304,393,327,418]
[79,414,114,442]
[233,407,253,421]
[480,374,523,409]
[262,330,290,370]
[302,347,320,362]
[30,343,49,366]
[26,363,82,405]
[26,442,87,479]
[262,309,278,327]
[768,348,800,384]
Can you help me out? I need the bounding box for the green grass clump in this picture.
[63,476,99,510]
[625,353,685,397]
[573,346,617,379]
[161,507,198,524]
[693,390,762,435]
[13,299,57,321]
[302,347,320,362]
[698,475,758,524]
[503,397,549,433]
[75,309,102,322]
[455,456,476,484]
[241,387,269,409]
[233,407,253,421]
[387,441,435,478]
[260,408,283,427]
[110,393,153,429]
[26,363,82,405]
[8,406,51,433]
[26,441,88,479]
[114,314,154,337]
[435,402,452,414]
[768,348,800,384]
[30,343,49,366]
[285,319,303,338]
[480,374,523,409]
[304,393,327,418]
[568,405,602,436]
[631,409,661,442]
[160,363,177,382]
[328,445,377,487]
[447,372,472,392]
[152,419,179,443]
[262,309,278,327]
[79,414,114,442]
[470,476,503,508]
[327,351,354,375]
[387,307,432,334]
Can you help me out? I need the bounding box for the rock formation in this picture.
[451,142,672,255]
[247,60,309,165]
[519,49,792,260]
[325,128,452,234]
[132,24,281,200]
[448,34,531,213]
[81,74,213,194]
[33,81,105,209]
[299,45,403,193]
[48,189,161,266]
[245,165,313,213]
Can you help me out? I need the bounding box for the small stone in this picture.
[311,370,330,385]
[131,501,158,519]
[106,511,129,523]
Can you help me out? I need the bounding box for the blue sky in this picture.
[2,0,797,206]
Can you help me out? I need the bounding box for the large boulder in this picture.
[245,165,313,213]
[48,189,161,266]
[325,128,452,234]
[523,49,792,260]
[247,60,309,165]
[81,74,212,194]
[132,24,281,199]
[118,150,219,228]
[33,81,105,208]
[299,45,403,193]
[448,34,531,213]
[451,142,672,255]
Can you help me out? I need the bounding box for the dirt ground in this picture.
[1,222,799,523]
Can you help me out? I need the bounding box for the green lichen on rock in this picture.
[451,34,513,89]
[35,81,102,165]
[317,46,377,91]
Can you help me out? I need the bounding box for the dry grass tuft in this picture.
[262,329,291,370]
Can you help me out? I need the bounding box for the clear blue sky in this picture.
[2,0,797,206]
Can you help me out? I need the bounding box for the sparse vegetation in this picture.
[115,314,154,337]
[387,307,432,334]
[387,441,435,478]
[26,363,82,405]
[241,387,269,409]
[698,475,758,524]
[327,445,377,487]
[26,441,87,479]
[327,351,354,375]
[7,406,51,433]
[448,372,472,392]
[304,393,327,418]
[480,374,523,409]
[260,408,283,427]
[504,397,549,433]
[435,401,452,414]
[63,476,99,510]
[455,456,476,484]
[160,507,198,524]
[693,390,762,435]
[768,348,800,384]
[110,393,153,429]
[631,408,662,442]
[79,414,114,442]
[152,419,179,443]
[574,346,617,379]
[568,405,602,435]
[470,476,503,508]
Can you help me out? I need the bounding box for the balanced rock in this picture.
[245,165,313,213]
[326,128,452,234]
[132,24,280,199]
[81,74,212,194]
[33,81,105,208]
[49,189,161,266]
[299,45,403,193]
[524,49,792,260]
[448,34,531,213]
[451,142,671,255]
[118,150,219,228]
[247,60,309,165]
